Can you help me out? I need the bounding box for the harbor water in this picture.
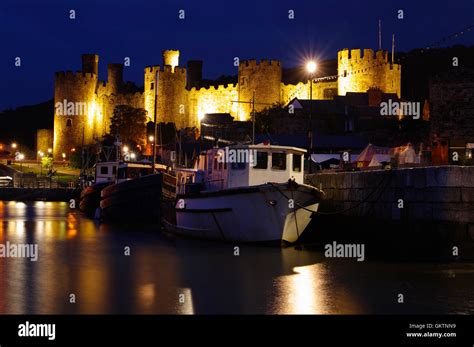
[0,201,473,314]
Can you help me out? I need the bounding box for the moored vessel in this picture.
[100,162,164,223]
[163,144,323,244]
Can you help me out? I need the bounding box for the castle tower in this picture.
[53,55,99,160]
[187,60,203,88]
[36,129,53,157]
[162,50,180,72]
[337,48,401,97]
[107,63,124,94]
[82,54,99,75]
[238,59,282,120]
[144,65,187,129]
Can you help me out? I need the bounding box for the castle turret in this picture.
[337,48,401,97]
[82,54,99,75]
[107,63,124,94]
[162,50,180,72]
[144,65,187,128]
[53,56,99,160]
[238,59,282,120]
[187,60,203,88]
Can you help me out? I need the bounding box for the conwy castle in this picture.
[52,49,401,159]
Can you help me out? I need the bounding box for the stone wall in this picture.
[281,80,338,105]
[189,84,239,125]
[429,69,474,141]
[337,49,401,97]
[53,71,98,159]
[36,129,53,154]
[238,59,282,118]
[306,166,474,224]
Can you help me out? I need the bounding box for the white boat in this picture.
[163,144,323,244]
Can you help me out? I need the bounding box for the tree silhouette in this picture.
[109,105,147,147]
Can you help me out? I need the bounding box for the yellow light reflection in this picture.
[272,264,328,314]
[175,288,194,314]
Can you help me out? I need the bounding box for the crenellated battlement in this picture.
[190,83,237,93]
[53,49,401,159]
[239,59,281,68]
[375,50,388,62]
[96,82,108,96]
[55,70,98,82]
[337,48,401,97]
[339,48,390,64]
[145,65,187,74]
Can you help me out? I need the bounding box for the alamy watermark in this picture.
[18,321,55,341]
[55,99,89,116]
[380,99,421,119]
[216,147,257,165]
[324,241,365,262]
[0,241,38,261]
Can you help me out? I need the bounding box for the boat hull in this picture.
[166,182,321,244]
[100,173,162,223]
[79,182,111,217]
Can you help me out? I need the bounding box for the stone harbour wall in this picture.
[306,166,474,224]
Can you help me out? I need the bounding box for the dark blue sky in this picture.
[1,0,473,110]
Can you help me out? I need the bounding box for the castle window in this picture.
[66,118,72,127]
[241,77,248,88]
[343,71,347,77]
[150,82,154,90]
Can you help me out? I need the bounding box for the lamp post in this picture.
[306,61,317,173]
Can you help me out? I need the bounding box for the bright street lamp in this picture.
[306,61,317,74]
[149,136,154,142]
[123,146,129,153]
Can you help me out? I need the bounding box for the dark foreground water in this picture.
[0,201,473,314]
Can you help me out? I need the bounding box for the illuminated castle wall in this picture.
[52,48,401,159]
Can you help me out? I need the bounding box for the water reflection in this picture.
[0,201,473,314]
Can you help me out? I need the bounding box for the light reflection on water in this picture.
[0,201,473,314]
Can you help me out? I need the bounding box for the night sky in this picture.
[1,0,473,110]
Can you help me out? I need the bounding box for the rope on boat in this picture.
[269,169,392,216]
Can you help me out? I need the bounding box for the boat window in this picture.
[293,154,302,172]
[231,162,246,170]
[272,153,287,170]
[213,158,218,171]
[100,166,108,175]
[112,166,117,175]
[252,151,268,169]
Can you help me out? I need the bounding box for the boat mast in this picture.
[231,95,272,145]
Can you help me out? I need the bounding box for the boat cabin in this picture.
[95,161,167,184]
[176,144,306,193]
[95,162,118,183]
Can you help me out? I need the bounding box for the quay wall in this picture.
[305,166,474,259]
[0,188,79,202]
[306,166,474,224]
